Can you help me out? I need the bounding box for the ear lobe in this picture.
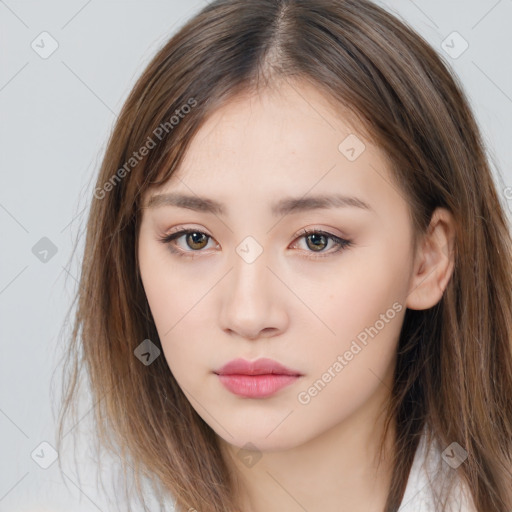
[406,208,456,311]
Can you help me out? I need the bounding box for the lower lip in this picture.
[216,374,301,398]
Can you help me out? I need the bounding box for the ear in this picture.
[406,207,456,310]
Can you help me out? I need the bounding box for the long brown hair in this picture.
[55,0,512,510]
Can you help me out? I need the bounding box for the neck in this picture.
[219,387,396,512]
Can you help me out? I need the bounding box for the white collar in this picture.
[398,431,476,512]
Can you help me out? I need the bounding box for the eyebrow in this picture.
[145,192,374,217]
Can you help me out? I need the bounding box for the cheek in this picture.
[139,242,180,338]
[294,268,404,428]
[141,271,194,346]
[308,249,407,342]
[296,244,407,402]
[142,276,202,384]
[139,235,199,333]
[138,249,215,382]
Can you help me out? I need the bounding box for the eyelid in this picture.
[291,225,348,241]
[162,224,347,241]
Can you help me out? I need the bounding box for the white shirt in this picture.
[398,432,477,512]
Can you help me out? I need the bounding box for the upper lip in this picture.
[214,357,303,376]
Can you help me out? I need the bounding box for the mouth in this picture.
[214,357,303,376]
[215,373,301,398]
[213,357,303,398]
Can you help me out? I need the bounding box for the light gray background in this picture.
[1,1,511,511]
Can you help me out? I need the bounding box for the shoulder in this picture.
[398,431,477,512]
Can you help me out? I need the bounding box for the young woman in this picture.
[57,1,512,511]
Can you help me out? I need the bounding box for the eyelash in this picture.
[157,227,353,260]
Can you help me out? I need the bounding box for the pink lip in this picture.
[215,357,302,376]
[214,358,303,398]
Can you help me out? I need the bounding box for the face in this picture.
[137,79,417,453]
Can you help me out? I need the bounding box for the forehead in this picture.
[171,81,381,180]
[142,79,405,224]
[183,80,365,159]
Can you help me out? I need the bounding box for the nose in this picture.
[218,248,289,340]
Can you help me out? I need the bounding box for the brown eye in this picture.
[159,227,352,260]
[185,231,209,250]
[159,229,215,257]
[304,232,328,252]
[292,229,353,259]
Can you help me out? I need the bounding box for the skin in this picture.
[137,78,456,512]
